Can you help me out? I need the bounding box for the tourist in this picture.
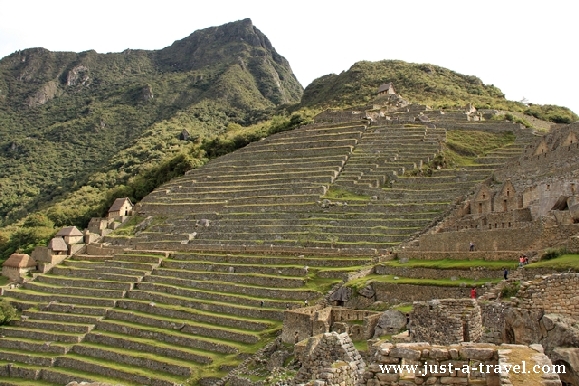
[304,299,308,307]
[469,242,475,252]
[503,268,508,280]
[524,255,529,265]
[519,255,524,267]
[470,287,477,299]
[260,300,264,307]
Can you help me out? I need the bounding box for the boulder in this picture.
[373,310,407,338]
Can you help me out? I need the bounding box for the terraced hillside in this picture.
[133,119,535,251]
[0,118,538,385]
[1,246,370,385]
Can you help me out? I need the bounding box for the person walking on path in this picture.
[503,268,508,280]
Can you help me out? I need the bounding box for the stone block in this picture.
[390,347,421,360]
[440,376,468,384]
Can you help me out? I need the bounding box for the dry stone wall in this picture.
[410,299,482,345]
[294,332,365,386]
[515,273,579,320]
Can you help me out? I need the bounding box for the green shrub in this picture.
[501,281,520,299]
[542,247,567,261]
[0,299,16,325]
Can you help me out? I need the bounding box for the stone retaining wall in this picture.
[364,341,502,386]
[142,274,320,301]
[151,268,305,288]
[411,299,482,345]
[71,345,191,377]
[95,319,237,355]
[515,273,579,319]
[54,356,176,386]
[126,290,283,321]
[106,309,258,344]
[116,299,270,331]
[85,331,212,364]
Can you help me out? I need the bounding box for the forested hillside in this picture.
[0,18,302,228]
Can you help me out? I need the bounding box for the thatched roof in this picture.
[48,237,68,252]
[377,83,395,94]
[2,253,36,268]
[108,197,133,212]
[56,226,83,237]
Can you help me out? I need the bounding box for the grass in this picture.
[323,186,371,201]
[526,254,579,270]
[0,276,9,286]
[346,274,501,292]
[381,259,518,270]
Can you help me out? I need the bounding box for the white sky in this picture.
[1,0,577,114]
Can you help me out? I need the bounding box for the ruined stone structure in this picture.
[402,123,579,259]
[294,332,365,386]
[410,299,482,345]
[282,306,381,344]
[364,342,561,386]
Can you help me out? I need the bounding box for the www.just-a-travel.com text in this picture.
[379,362,566,375]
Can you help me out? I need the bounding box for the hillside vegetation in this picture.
[300,60,578,124]
[0,21,576,261]
[0,19,302,227]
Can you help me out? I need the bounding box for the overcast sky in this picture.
[1,0,577,114]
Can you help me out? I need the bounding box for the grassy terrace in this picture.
[2,247,370,385]
[380,255,579,271]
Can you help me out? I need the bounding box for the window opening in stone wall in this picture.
[478,203,483,214]
[503,200,507,211]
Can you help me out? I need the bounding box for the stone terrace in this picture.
[131,120,535,251]
[0,246,371,385]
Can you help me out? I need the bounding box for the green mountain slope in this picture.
[300,60,578,124]
[0,18,303,225]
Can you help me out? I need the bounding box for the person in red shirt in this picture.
[470,287,477,299]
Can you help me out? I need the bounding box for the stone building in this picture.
[1,253,36,281]
[410,299,483,345]
[47,237,67,255]
[56,226,83,245]
[281,306,381,344]
[108,197,134,218]
[377,83,396,95]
